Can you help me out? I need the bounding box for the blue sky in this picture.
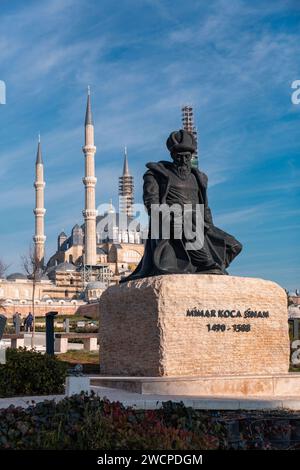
[0,0,299,289]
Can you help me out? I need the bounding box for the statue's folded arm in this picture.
[143,171,160,214]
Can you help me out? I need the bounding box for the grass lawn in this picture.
[35,314,87,322]
[57,350,99,374]
[33,314,98,333]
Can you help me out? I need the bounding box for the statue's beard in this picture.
[174,161,192,178]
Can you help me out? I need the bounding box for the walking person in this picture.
[24,312,34,332]
[12,312,21,334]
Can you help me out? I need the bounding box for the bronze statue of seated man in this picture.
[124,129,242,281]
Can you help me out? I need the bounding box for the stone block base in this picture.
[65,376,90,397]
[55,336,98,353]
[99,274,290,377]
[11,338,25,349]
[0,341,6,364]
[83,337,98,351]
[91,373,300,397]
[54,337,68,353]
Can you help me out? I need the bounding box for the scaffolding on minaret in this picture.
[81,258,112,288]
[181,105,198,168]
[119,146,134,218]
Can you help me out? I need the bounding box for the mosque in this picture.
[0,95,199,316]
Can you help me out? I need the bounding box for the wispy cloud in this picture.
[0,0,299,287]
[214,201,278,226]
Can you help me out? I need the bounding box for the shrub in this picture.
[0,394,218,450]
[158,401,225,447]
[0,348,67,397]
[0,395,298,450]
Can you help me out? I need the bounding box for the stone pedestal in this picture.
[0,341,6,365]
[11,337,25,349]
[83,337,98,351]
[99,275,290,377]
[91,374,300,398]
[65,376,90,397]
[54,336,68,353]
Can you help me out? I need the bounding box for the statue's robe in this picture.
[123,161,242,281]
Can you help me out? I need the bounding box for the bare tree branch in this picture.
[21,245,47,349]
[0,298,6,312]
[0,259,9,278]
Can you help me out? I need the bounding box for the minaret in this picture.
[82,87,97,266]
[119,146,134,218]
[181,105,198,168]
[33,135,46,268]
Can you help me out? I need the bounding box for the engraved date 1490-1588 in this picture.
[206,323,251,332]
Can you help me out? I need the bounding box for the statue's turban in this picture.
[166,129,196,154]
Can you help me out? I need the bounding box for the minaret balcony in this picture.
[34,181,46,189]
[33,235,46,243]
[82,176,97,186]
[82,145,96,153]
[33,208,46,216]
[82,209,98,218]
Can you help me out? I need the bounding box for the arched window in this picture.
[69,255,73,263]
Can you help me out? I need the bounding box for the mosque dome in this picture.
[53,262,76,272]
[86,281,106,290]
[6,272,27,280]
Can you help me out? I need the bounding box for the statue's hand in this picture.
[204,223,212,234]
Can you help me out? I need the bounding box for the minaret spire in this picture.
[122,146,129,176]
[82,88,97,266]
[33,136,46,268]
[85,85,93,126]
[36,134,43,164]
[108,198,114,213]
[119,146,134,218]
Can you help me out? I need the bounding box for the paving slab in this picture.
[1,385,300,410]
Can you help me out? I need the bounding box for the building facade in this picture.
[0,89,144,316]
[1,99,199,315]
